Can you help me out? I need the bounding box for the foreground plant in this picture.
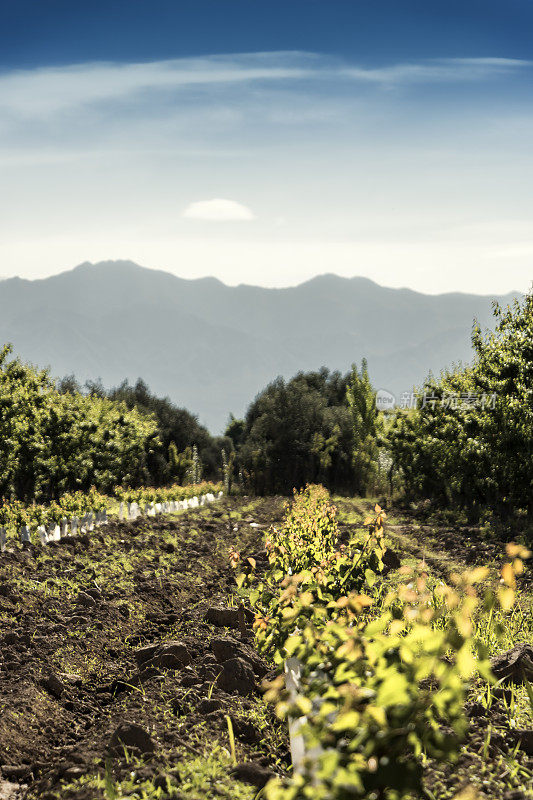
[234,485,529,800]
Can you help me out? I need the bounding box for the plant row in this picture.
[114,481,222,506]
[0,481,223,549]
[117,482,223,519]
[232,485,527,799]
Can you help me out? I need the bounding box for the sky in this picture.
[0,0,532,294]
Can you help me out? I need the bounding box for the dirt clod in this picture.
[76,591,96,608]
[109,723,155,756]
[217,658,257,696]
[40,673,65,699]
[230,761,273,788]
[490,643,533,683]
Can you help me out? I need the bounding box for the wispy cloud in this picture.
[0,53,530,120]
[0,51,531,294]
[342,57,531,84]
[0,53,313,118]
[183,198,255,221]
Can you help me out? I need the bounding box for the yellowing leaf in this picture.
[501,562,516,588]
[456,644,476,678]
[366,705,387,726]
[467,566,489,584]
[506,543,531,559]
[332,710,361,731]
[389,619,406,635]
[376,672,410,706]
[295,696,312,715]
[498,585,515,611]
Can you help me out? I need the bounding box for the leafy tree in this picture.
[346,359,381,494]
[238,370,357,495]
[225,414,245,449]
[388,292,533,521]
[0,345,158,502]
[106,378,219,482]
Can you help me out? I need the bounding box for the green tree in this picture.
[388,291,533,521]
[238,370,356,495]
[0,345,159,502]
[346,359,381,494]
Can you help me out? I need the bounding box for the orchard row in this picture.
[233,486,527,800]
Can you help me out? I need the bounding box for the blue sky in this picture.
[2,1,533,68]
[0,1,532,293]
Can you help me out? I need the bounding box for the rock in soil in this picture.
[217,657,257,695]
[135,641,191,671]
[197,698,223,714]
[0,767,29,781]
[109,723,155,755]
[211,636,267,676]
[230,761,273,788]
[230,716,262,744]
[205,606,254,628]
[490,643,533,683]
[76,591,96,608]
[40,673,65,699]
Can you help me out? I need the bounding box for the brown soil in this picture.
[0,496,288,799]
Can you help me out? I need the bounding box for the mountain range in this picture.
[0,261,520,431]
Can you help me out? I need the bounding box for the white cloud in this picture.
[0,53,313,119]
[342,57,531,85]
[0,53,530,121]
[182,198,255,221]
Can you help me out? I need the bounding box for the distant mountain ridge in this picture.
[0,261,520,431]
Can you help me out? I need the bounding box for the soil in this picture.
[0,496,288,799]
[1,494,531,800]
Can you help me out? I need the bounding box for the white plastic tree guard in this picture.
[1,492,222,552]
[284,656,324,775]
[284,657,307,772]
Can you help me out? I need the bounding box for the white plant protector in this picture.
[284,658,307,772]
[19,525,31,543]
[284,656,324,775]
[0,526,7,552]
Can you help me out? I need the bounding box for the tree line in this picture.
[225,290,532,525]
[1,288,530,520]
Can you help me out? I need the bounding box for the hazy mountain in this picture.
[0,260,520,431]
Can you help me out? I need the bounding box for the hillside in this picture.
[0,261,519,431]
